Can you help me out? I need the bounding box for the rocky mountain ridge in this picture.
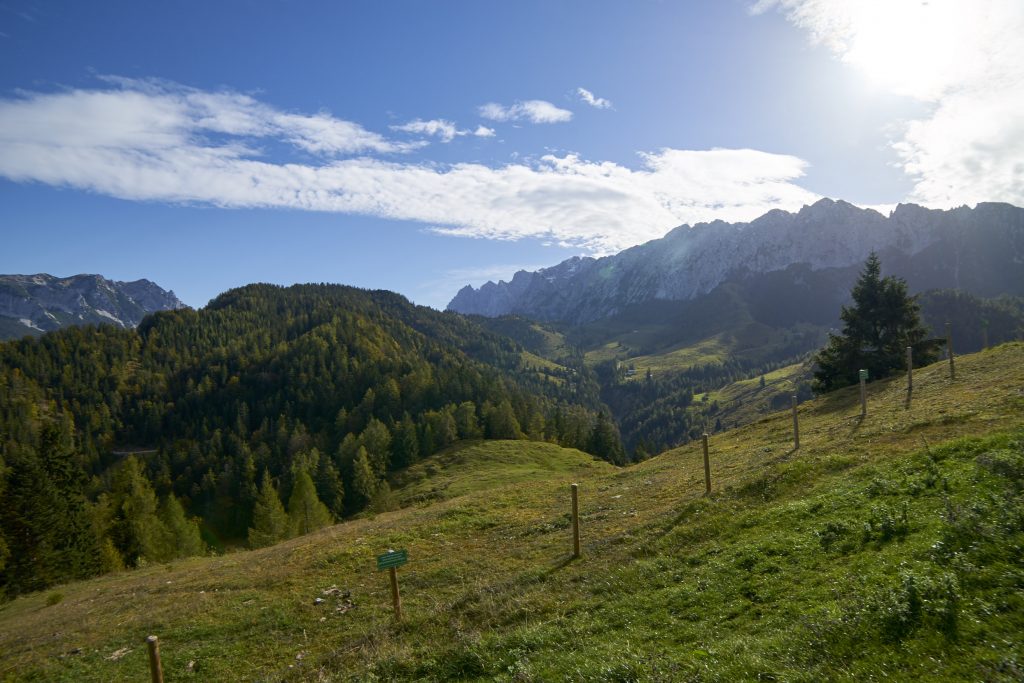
[0,273,186,340]
[447,199,1024,323]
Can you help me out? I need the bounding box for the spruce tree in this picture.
[349,446,381,512]
[0,427,103,593]
[248,470,289,548]
[314,451,345,517]
[814,253,940,392]
[485,399,523,439]
[454,402,482,440]
[157,494,205,560]
[109,457,168,566]
[391,414,420,469]
[589,412,626,465]
[287,468,333,536]
[0,533,9,577]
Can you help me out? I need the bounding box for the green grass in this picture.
[388,440,611,507]
[2,344,1023,681]
[624,332,732,374]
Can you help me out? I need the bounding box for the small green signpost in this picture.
[377,549,408,620]
[376,549,408,570]
[859,369,869,381]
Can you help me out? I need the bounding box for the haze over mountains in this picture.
[0,274,185,340]
[447,199,1024,324]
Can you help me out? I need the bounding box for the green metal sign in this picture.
[376,549,408,570]
[859,369,869,381]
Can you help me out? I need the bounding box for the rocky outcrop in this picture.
[447,199,1024,324]
[0,273,186,339]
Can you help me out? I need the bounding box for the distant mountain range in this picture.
[447,199,1024,324]
[0,273,186,340]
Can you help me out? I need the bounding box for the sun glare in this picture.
[840,1,977,100]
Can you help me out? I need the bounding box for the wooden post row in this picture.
[146,635,164,683]
[570,483,580,559]
[791,395,800,450]
[702,433,711,495]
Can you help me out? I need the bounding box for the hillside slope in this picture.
[1,344,1022,681]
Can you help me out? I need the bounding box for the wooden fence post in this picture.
[791,395,800,450]
[859,370,867,417]
[906,346,913,407]
[702,433,711,495]
[389,567,402,621]
[946,322,955,380]
[146,635,164,683]
[570,483,580,559]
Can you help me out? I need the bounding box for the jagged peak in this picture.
[445,199,1024,323]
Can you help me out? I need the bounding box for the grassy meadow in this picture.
[1,344,1023,681]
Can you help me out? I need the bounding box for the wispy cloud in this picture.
[576,87,612,109]
[390,118,460,142]
[390,118,498,143]
[754,0,1024,208]
[478,99,573,124]
[0,80,819,254]
[0,77,419,157]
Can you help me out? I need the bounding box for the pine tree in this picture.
[248,470,289,548]
[157,494,205,560]
[349,446,381,511]
[814,253,940,392]
[390,414,420,469]
[588,412,626,465]
[287,468,333,536]
[360,418,392,477]
[108,457,167,566]
[0,532,8,577]
[314,451,345,517]
[485,399,523,440]
[454,402,482,439]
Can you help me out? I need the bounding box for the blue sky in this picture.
[1,1,1020,309]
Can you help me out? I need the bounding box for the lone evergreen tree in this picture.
[814,253,940,392]
[248,470,289,549]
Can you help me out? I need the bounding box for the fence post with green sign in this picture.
[377,549,408,621]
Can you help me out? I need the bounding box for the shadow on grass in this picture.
[546,554,578,574]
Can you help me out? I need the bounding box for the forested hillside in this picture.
[0,284,625,596]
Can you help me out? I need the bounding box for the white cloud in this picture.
[576,87,612,109]
[754,0,1024,208]
[478,99,573,124]
[390,118,460,142]
[389,119,498,143]
[0,81,820,254]
[0,77,418,159]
